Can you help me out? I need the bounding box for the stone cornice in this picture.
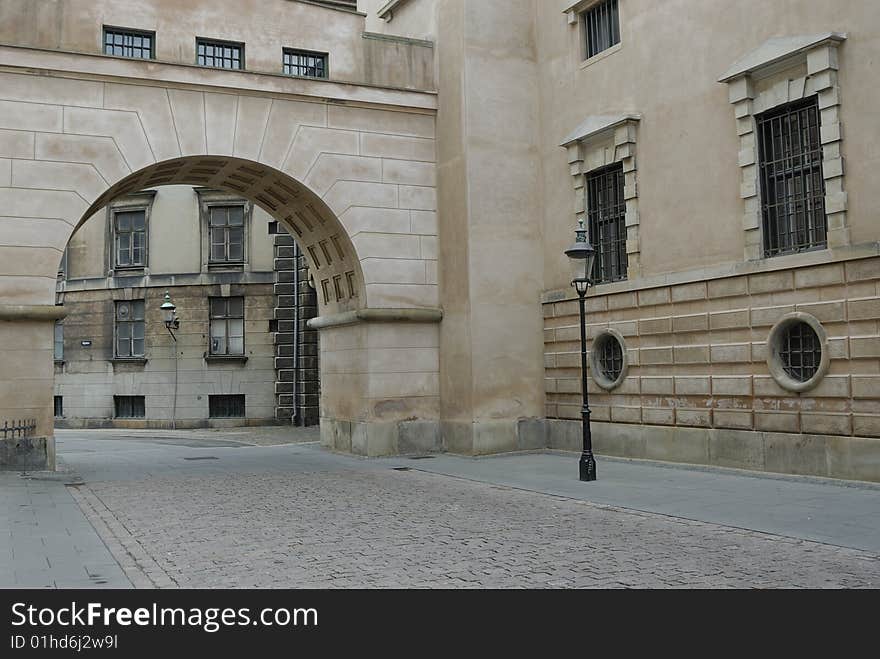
[0,305,67,321]
[718,32,847,83]
[0,44,437,111]
[307,307,443,330]
[560,113,641,147]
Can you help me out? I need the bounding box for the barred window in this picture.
[209,395,245,418]
[210,297,245,356]
[283,49,328,78]
[103,27,154,59]
[115,300,145,359]
[114,396,145,418]
[583,0,620,59]
[596,334,624,382]
[780,322,822,383]
[757,97,826,257]
[209,205,246,264]
[587,162,627,284]
[197,38,243,70]
[114,209,147,268]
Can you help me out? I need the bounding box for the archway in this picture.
[0,71,441,467]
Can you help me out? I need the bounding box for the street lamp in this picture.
[160,291,179,337]
[565,219,598,482]
[160,291,180,431]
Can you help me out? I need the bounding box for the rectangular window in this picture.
[209,395,246,418]
[756,96,826,258]
[54,396,63,418]
[103,27,154,60]
[114,209,147,268]
[197,38,243,70]
[209,297,245,356]
[583,0,620,59]
[115,300,146,359]
[283,49,328,78]
[209,205,246,264]
[114,395,145,418]
[54,321,64,362]
[586,162,628,284]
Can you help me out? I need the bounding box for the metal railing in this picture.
[2,419,37,440]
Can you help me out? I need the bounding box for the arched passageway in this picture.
[0,66,441,466]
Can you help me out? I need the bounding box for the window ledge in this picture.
[111,358,148,365]
[205,355,248,364]
[579,42,622,70]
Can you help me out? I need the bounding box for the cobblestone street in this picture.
[13,429,873,590]
[81,468,880,589]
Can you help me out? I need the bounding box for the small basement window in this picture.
[209,395,246,418]
[114,395,146,418]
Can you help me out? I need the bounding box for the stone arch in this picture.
[79,155,366,316]
[0,70,441,460]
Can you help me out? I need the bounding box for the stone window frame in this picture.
[766,312,830,394]
[590,328,629,391]
[720,33,848,262]
[561,114,642,282]
[196,188,253,273]
[106,191,155,276]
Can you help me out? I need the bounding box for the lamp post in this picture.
[160,291,180,430]
[565,219,598,482]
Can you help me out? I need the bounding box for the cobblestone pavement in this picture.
[78,464,880,589]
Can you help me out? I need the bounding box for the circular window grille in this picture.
[597,334,624,381]
[780,321,822,383]
[767,312,830,393]
[590,330,628,391]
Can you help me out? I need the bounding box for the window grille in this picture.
[779,322,822,383]
[757,97,826,257]
[597,334,624,381]
[209,395,246,418]
[104,27,154,59]
[114,396,146,418]
[587,162,628,284]
[283,49,328,78]
[584,0,620,59]
[197,39,243,70]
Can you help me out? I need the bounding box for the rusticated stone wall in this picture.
[544,254,880,481]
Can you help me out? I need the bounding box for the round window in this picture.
[590,330,628,391]
[767,312,829,393]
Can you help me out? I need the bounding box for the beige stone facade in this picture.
[55,185,291,428]
[0,0,879,480]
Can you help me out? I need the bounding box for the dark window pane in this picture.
[209,395,245,418]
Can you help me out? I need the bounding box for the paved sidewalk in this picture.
[0,471,131,588]
[385,451,880,553]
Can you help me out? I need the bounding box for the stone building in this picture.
[0,0,878,481]
[54,185,320,428]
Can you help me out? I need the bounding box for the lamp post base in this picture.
[579,452,597,482]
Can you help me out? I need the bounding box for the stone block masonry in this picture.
[543,254,880,482]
